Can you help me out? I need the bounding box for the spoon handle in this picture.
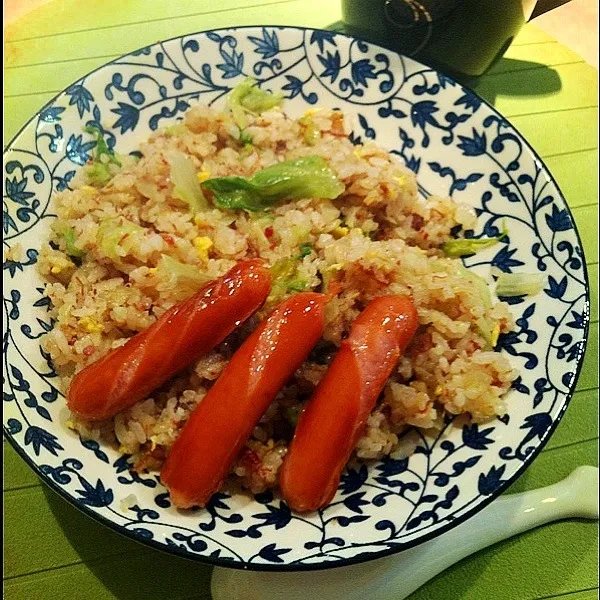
[211,466,599,600]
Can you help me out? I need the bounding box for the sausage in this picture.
[161,292,327,509]
[67,260,271,421]
[280,296,418,512]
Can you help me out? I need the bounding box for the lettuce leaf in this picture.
[61,226,85,258]
[166,151,208,212]
[495,272,544,297]
[298,114,321,146]
[84,163,114,187]
[226,78,283,130]
[239,130,254,146]
[163,122,188,137]
[96,217,144,263]
[83,126,122,187]
[296,243,313,259]
[201,156,344,211]
[268,257,309,303]
[457,264,496,347]
[156,255,212,300]
[442,224,508,258]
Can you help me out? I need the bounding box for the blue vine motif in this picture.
[428,161,483,195]
[2,26,588,568]
[65,84,94,117]
[41,458,114,506]
[113,455,158,487]
[249,28,280,59]
[496,304,539,370]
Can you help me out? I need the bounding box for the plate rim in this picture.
[2,23,591,572]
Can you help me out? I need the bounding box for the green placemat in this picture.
[4,2,599,598]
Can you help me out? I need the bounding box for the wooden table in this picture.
[4,1,599,599]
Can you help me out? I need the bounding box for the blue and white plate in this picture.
[2,26,590,570]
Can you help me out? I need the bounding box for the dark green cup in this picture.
[341,0,571,80]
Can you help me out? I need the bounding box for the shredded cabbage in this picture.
[496,272,545,297]
[201,156,344,212]
[166,151,208,212]
[226,78,283,130]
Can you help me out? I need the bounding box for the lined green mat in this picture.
[4,2,599,599]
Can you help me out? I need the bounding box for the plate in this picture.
[2,26,590,570]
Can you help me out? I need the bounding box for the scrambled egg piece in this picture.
[193,236,213,260]
[490,323,501,348]
[303,108,320,117]
[196,170,211,184]
[78,316,105,334]
[332,226,349,239]
[48,254,74,275]
[325,263,343,273]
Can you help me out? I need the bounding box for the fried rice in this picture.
[35,102,517,495]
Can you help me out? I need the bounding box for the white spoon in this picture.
[211,465,599,600]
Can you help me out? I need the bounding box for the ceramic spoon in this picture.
[211,465,599,600]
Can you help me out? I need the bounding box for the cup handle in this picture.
[211,466,599,600]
